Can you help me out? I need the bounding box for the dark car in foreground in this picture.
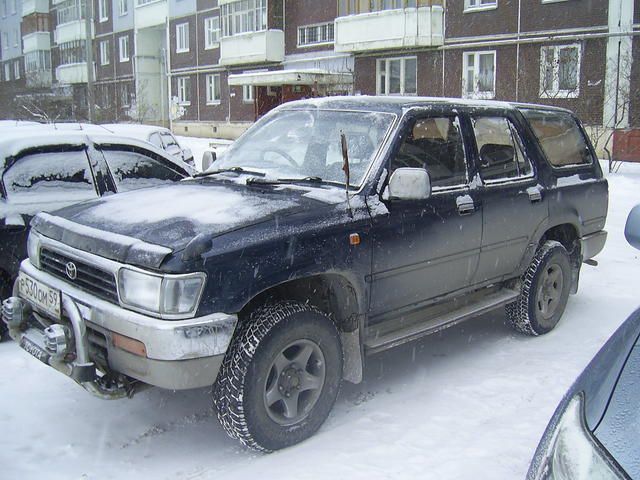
[527,205,640,480]
[2,97,608,451]
[0,131,191,336]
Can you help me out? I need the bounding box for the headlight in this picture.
[27,231,41,269]
[535,394,624,480]
[118,268,206,319]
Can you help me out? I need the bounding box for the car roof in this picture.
[278,95,574,116]
[0,130,183,172]
[100,123,172,139]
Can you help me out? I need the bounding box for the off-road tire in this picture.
[506,240,571,336]
[213,301,343,452]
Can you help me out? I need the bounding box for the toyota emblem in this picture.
[65,262,77,280]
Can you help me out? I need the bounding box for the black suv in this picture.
[0,131,192,332]
[2,97,608,452]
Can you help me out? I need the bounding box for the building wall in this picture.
[284,0,336,55]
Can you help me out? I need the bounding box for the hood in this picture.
[32,181,335,268]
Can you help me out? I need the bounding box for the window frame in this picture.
[297,22,335,48]
[242,84,254,103]
[462,50,496,99]
[177,76,191,105]
[99,39,110,66]
[118,0,128,16]
[13,59,19,79]
[463,0,497,12]
[206,73,221,105]
[376,56,418,96]
[118,35,129,62]
[204,16,220,50]
[176,22,189,53]
[98,0,108,22]
[539,43,581,99]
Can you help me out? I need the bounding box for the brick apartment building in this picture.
[0,0,638,151]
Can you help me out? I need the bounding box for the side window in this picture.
[2,150,98,203]
[160,132,181,156]
[471,116,532,182]
[149,132,163,148]
[521,109,593,167]
[392,116,468,188]
[102,149,185,192]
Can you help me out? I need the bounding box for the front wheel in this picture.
[506,240,572,336]
[213,301,343,452]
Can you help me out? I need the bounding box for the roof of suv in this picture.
[280,95,574,115]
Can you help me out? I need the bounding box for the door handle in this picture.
[456,196,475,216]
[527,186,543,203]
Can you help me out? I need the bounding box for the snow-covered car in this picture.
[2,97,608,451]
[0,130,192,338]
[527,204,640,480]
[101,124,195,167]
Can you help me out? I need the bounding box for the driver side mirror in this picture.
[625,204,640,250]
[201,150,217,171]
[182,147,194,163]
[384,168,431,201]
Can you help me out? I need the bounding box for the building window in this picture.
[58,40,86,64]
[243,84,254,103]
[118,0,128,15]
[376,57,417,96]
[57,0,86,25]
[298,22,334,47]
[98,0,108,21]
[25,50,51,72]
[221,0,267,37]
[13,60,19,79]
[1,32,7,49]
[206,74,221,104]
[339,0,431,15]
[0,0,5,17]
[540,44,580,99]
[10,0,16,15]
[464,0,497,11]
[204,16,220,49]
[119,35,129,62]
[177,76,190,105]
[99,40,110,65]
[13,28,18,46]
[120,82,132,106]
[3,63,9,81]
[176,23,189,53]
[462,50,496,99]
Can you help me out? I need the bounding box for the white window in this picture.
[540,44,581,99]
[462,51,496,99]
[119,35,129,62]
[176,23,189,53]
[2,32,7,49]
[177,76,190,105]
[118,0,128,16]
[221,0,267,37]
[206,74,221,104]
[13,28,18,46]
[204,17,220,49]
[98,0,108,21]
[11,0,16,15]
[464,0,497,11]
[13,59,19,78]
[243,84,254,103]
[3,63,9,81]
[0,0,5,17]
[99,40,109,65]
[298,22,334,47]
[376,57,417,96]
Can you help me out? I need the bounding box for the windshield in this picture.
[213,109,395,187]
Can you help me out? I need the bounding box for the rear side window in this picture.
[521,109,593,167]
[102,149,185,192]
[2,150,98,203]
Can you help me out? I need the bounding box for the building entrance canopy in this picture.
[228,69,353,87]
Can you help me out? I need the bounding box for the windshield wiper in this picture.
[245,176,325,186]
[193,167,266,178]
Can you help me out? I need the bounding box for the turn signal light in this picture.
[349,233,361,246]
[112,332,147,357]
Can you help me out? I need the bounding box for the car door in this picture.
[468,111,549,285]
[368,112,483,325]
[0,146,100,281]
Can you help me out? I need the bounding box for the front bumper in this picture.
[3,259,237,396]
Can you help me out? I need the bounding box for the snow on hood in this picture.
[37,182,310,264]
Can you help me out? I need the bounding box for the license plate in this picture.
[18,272,61,319]
[20,335,51,364]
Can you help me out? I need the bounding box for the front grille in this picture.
[40,248,119,303]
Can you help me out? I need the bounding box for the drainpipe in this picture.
[85,0,95,122]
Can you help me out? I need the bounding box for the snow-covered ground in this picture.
[1,152,639,480]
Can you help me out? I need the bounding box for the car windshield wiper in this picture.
[245,176,325,186]
[193,166,266,178]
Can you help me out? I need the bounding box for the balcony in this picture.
[334,6,444,53]
[220,30,284,66]
[134,0,168,29]
[56,62,88,84]
[23,32,51,53]
[55,21,92,45]
[26,70,53,88]
[22,0,49,16]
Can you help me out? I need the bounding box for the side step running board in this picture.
[365,289,519,355]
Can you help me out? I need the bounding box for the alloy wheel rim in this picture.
[536,263,563,321]
[263,339,326,426]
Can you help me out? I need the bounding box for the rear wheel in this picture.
[213,301,343,452]
[506,241,572,335]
